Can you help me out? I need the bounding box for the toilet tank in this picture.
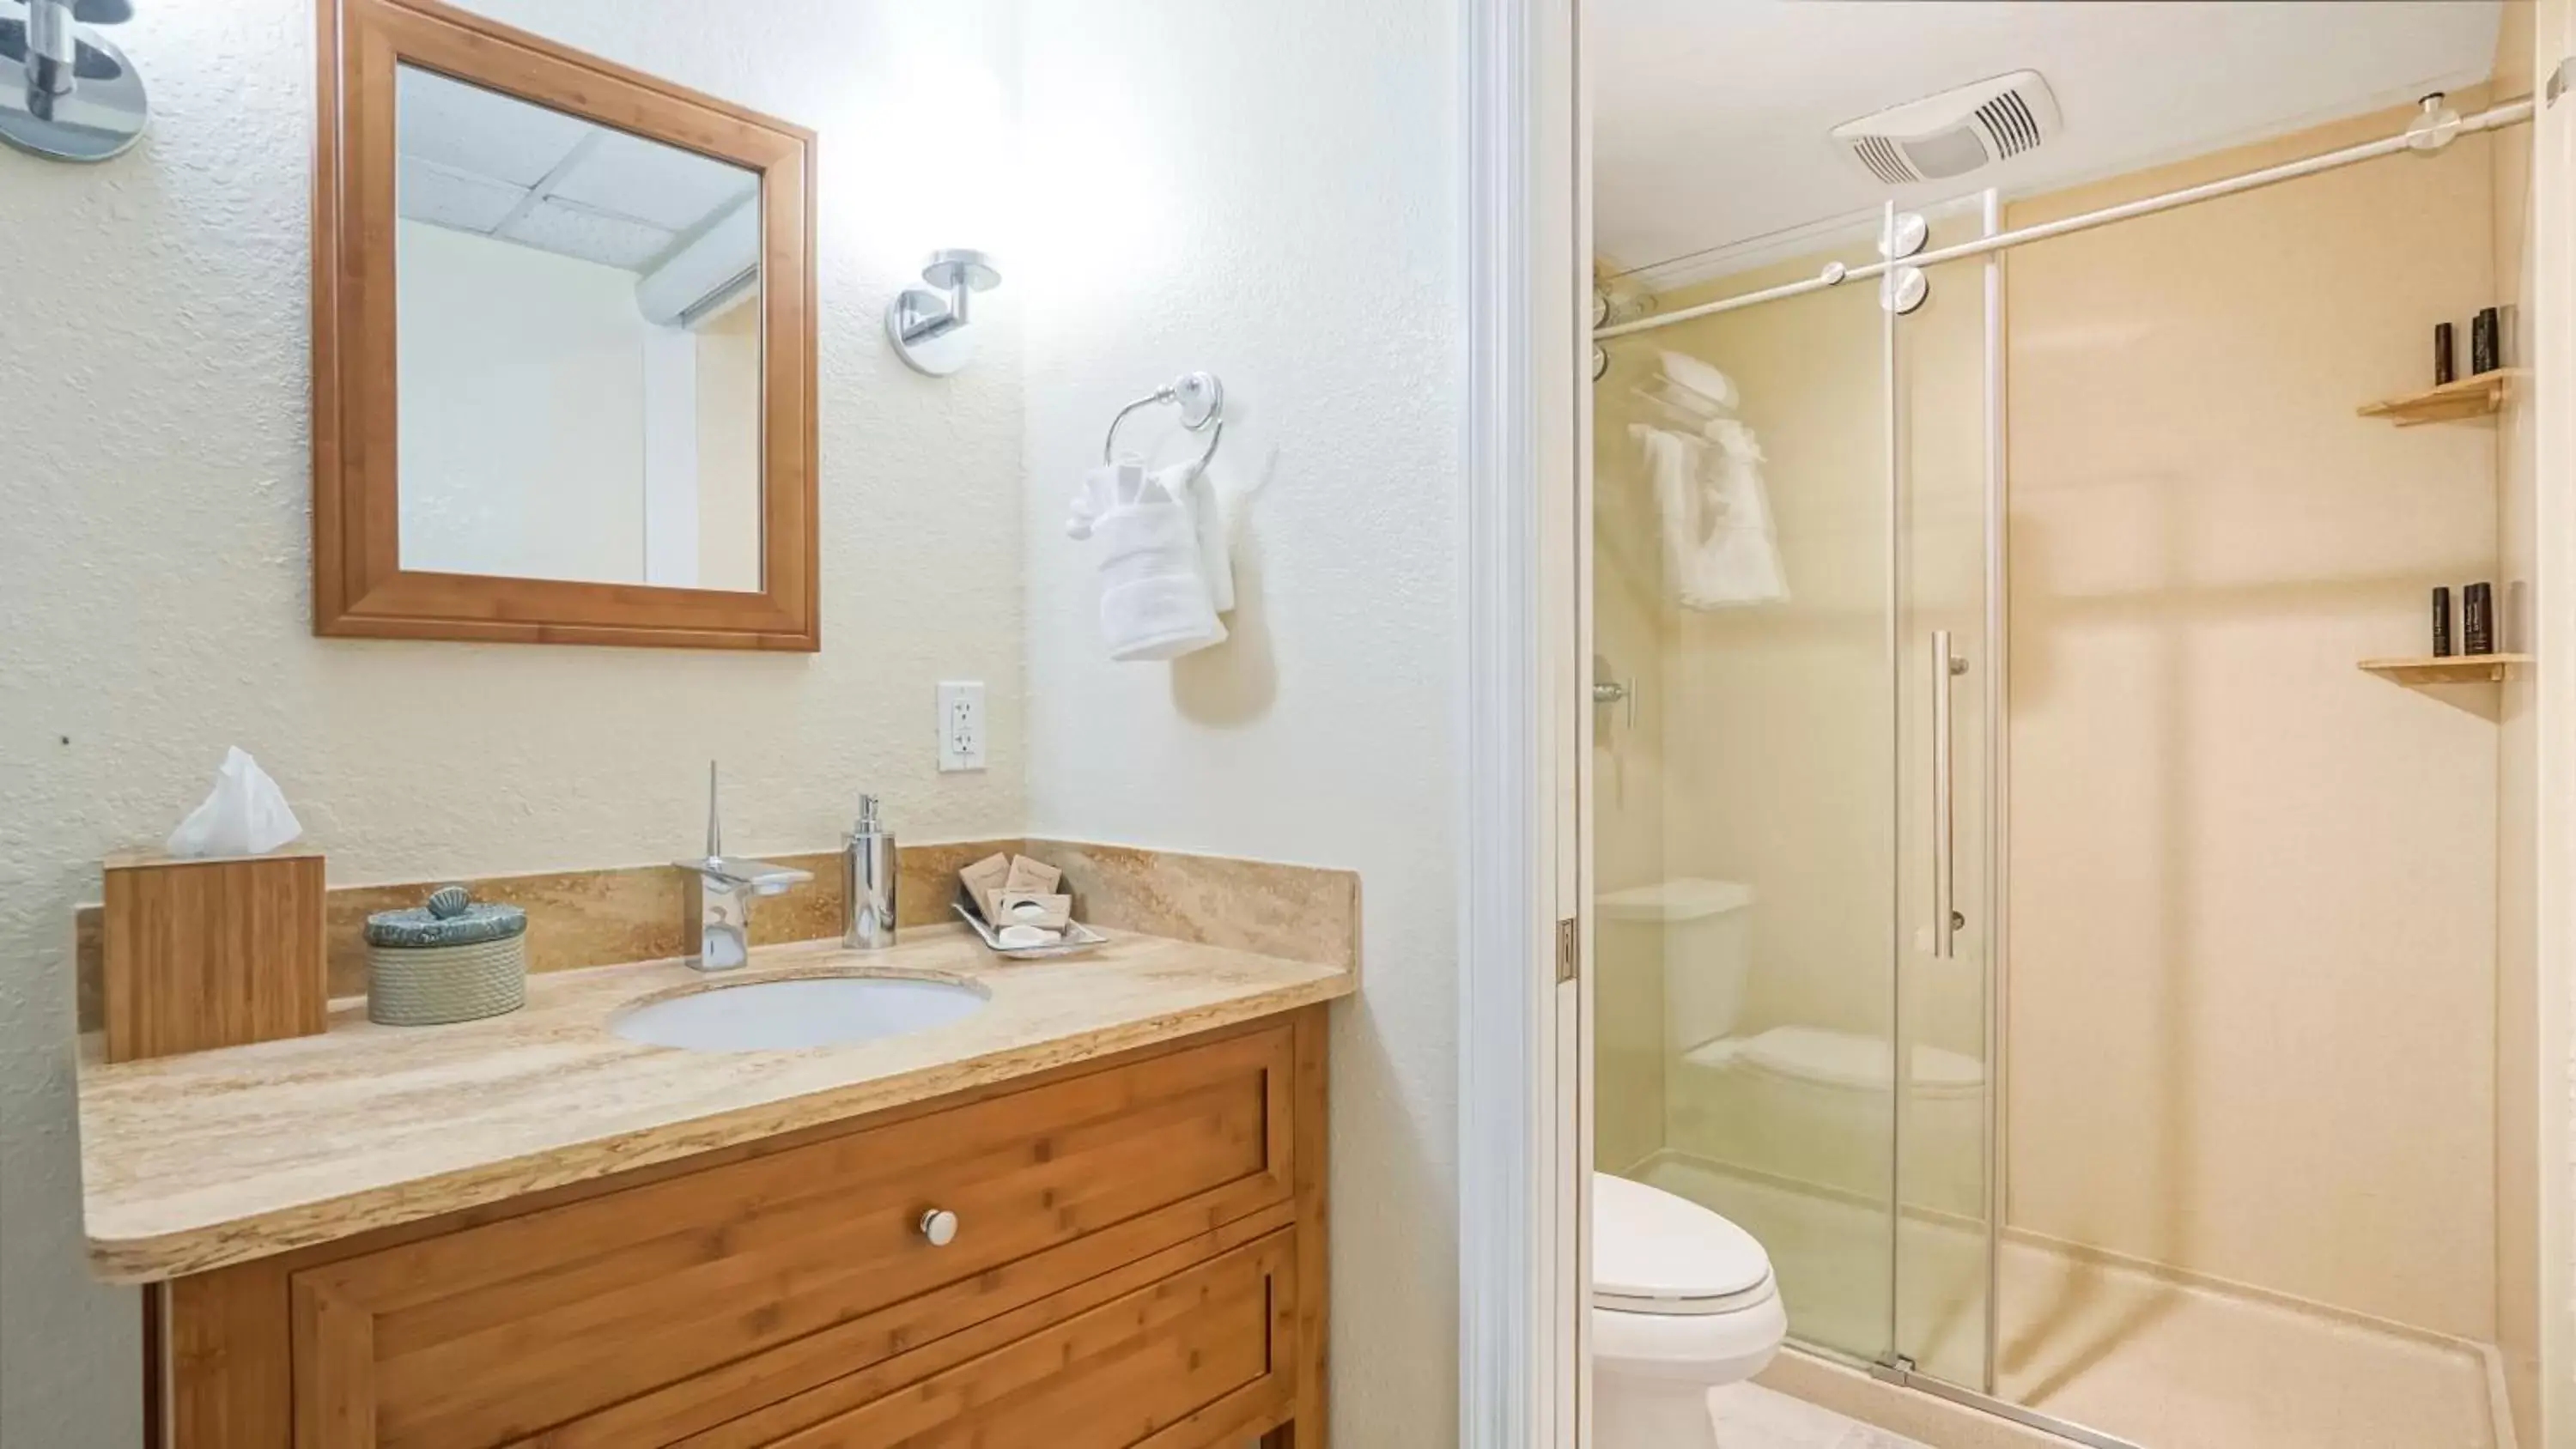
[1597,879,1755,1055]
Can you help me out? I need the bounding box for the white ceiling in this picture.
[396,67,758,274]
[1593,0,2504,281]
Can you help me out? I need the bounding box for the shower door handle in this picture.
[1931,630,1965,959]
[1593,676,1636,728]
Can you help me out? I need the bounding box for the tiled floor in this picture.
[1641,1155,2500,1449]
[1710,1384,1933,1448]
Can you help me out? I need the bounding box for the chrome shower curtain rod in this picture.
[1594,97,2536,342]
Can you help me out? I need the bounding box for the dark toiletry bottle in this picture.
[2473,307,2502,374]
[2435,323,2457,385]
[2465,582,2495,655]
[2433,586,2454,657]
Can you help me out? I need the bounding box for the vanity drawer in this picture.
[284,1025,1296,1449]
[694,1230,1300,1449]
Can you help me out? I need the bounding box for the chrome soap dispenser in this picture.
[843,795,897,950]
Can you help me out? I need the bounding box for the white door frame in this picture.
[2530,9,2576,1446]
[1459,0,1587,1446]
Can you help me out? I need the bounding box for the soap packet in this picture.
[958,852,1071,926]
[1002,856,1062,895]
[959,852,1013,923]
[954,853,1105,959]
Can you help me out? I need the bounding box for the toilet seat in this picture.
[1593,1173,1778,1316]
[1592,1288,1787,1384]
[1591,1174,1786,1443]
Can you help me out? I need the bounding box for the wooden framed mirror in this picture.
[313,0,819,650]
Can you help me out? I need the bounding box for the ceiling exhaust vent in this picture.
[1830,70,2062,185]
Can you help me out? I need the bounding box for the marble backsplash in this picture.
[1029,840,1360,973]
[72,840,1358,1031]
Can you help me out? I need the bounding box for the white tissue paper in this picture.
[165,747,304,858]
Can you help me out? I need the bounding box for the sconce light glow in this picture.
[860,52,1018,275]
[1018,71,1170,327]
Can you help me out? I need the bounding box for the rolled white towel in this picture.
[1157,462,1234,615]
[1068,458,1147,540]
[1095,481,1227,660]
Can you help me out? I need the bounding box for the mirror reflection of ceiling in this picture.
[396,66,757,275]
[1594,0,2504,282]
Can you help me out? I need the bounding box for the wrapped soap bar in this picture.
[994,892,1072,930]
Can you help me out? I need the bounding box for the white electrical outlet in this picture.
[937,682,987,773]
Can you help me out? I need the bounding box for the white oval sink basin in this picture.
[611,973,989,1052]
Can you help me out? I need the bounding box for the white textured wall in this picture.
[0,4,1025,1444]
[1016,3,1462,1442]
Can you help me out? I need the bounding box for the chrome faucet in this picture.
[674,762,811,972]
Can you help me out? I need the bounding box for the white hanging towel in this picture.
[1176,462,1235,615]
[1631,350,1787,609]
[1090,464,1230,661]
[1065,462,1121,541]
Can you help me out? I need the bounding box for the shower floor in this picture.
[1637,1154,2503,1449]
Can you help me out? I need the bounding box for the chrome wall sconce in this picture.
[1,0,149,162]
[884,248,1001,376]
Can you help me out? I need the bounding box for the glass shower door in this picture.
[1590,219,1903,1367]
[1591,194,2002,1383]
[1887,199,2002,1392]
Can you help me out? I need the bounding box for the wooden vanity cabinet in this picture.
[154,1009,1328,1449]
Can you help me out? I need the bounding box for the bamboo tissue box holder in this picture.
[100,848,327,1063]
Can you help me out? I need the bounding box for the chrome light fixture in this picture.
[884,248,1002,376]
[0,0,149,162]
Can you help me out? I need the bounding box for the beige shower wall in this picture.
[2004,107,2502,1339]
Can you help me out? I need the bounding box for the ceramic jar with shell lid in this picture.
[365,884,528,1026]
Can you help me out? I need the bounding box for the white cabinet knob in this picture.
[919,1208,959,1246]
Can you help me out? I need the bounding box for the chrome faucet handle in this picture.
[703,759,723,858]
[679,762,813,894]
[678,762,812,971]
[676,855,814,895]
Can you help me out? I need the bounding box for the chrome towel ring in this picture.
[1101,371,1226,473]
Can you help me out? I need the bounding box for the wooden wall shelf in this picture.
[2356,369,2527,427]
[2358,653,2530,684]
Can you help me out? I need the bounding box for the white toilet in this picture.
[1593,1171,1787,1448]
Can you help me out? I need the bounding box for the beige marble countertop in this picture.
[78,925,1352,1283]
